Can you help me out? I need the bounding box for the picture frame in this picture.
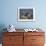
[17,7,35,21]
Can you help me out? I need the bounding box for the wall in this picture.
[0,0,46,31]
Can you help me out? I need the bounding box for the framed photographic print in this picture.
[17,7,35,21]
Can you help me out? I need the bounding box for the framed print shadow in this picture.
[17,7,35,21]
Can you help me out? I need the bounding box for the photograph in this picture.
[18,7,35,21]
